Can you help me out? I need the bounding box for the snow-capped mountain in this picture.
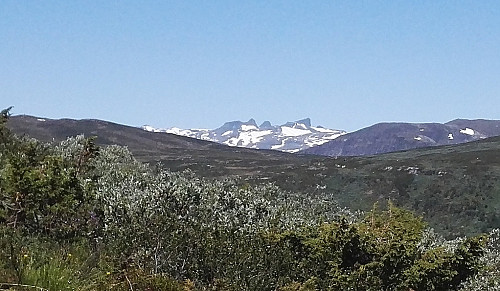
[142,118,346,153]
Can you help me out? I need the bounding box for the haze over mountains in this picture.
[142,118,346,153]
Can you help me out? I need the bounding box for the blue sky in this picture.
[1,1,499,132]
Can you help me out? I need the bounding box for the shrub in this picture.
[267,203,486,290]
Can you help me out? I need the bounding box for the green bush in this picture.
[266,203,486,290]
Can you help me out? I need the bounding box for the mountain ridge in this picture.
[142,118,346,153]
[302,119,500,157]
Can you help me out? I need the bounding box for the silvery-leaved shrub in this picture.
[459,228,500,290]
[89,144,356,289]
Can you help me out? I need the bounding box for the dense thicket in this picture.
[0,108,499,290]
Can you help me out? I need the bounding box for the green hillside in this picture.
[320,137,500,237]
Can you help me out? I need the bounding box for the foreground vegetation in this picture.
[1,108,500,290]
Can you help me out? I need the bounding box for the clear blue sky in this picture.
[1,1,499,132]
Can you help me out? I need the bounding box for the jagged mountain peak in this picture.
[259,120,273,129]
[283,118,311,129]
[142,118,345,153]
[295,118,312,127]
[247,118,257,126]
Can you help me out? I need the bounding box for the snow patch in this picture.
[143,125,159,132]
[280,126,309,137]
[294,123,308,130]
[448,133,454,140]
[223,130,273,147]
[249,129,273,138]
[414,136,422,141]
[165,127,190,135]
[241,124,258,131]
[225,137,239,146]
[37,118,46,122]
[460,128,475,136]
[199,133,211,140]
[271,139,287,150]
[311,126,336,133]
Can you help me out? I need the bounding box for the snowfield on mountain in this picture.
[142,118,346,153]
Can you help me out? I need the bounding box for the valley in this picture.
[8,114,500,237]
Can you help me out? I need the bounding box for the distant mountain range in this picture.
[142,118,346,153]
[9,114,500,157]
[302,119,500,156]
[144,118,500,156]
